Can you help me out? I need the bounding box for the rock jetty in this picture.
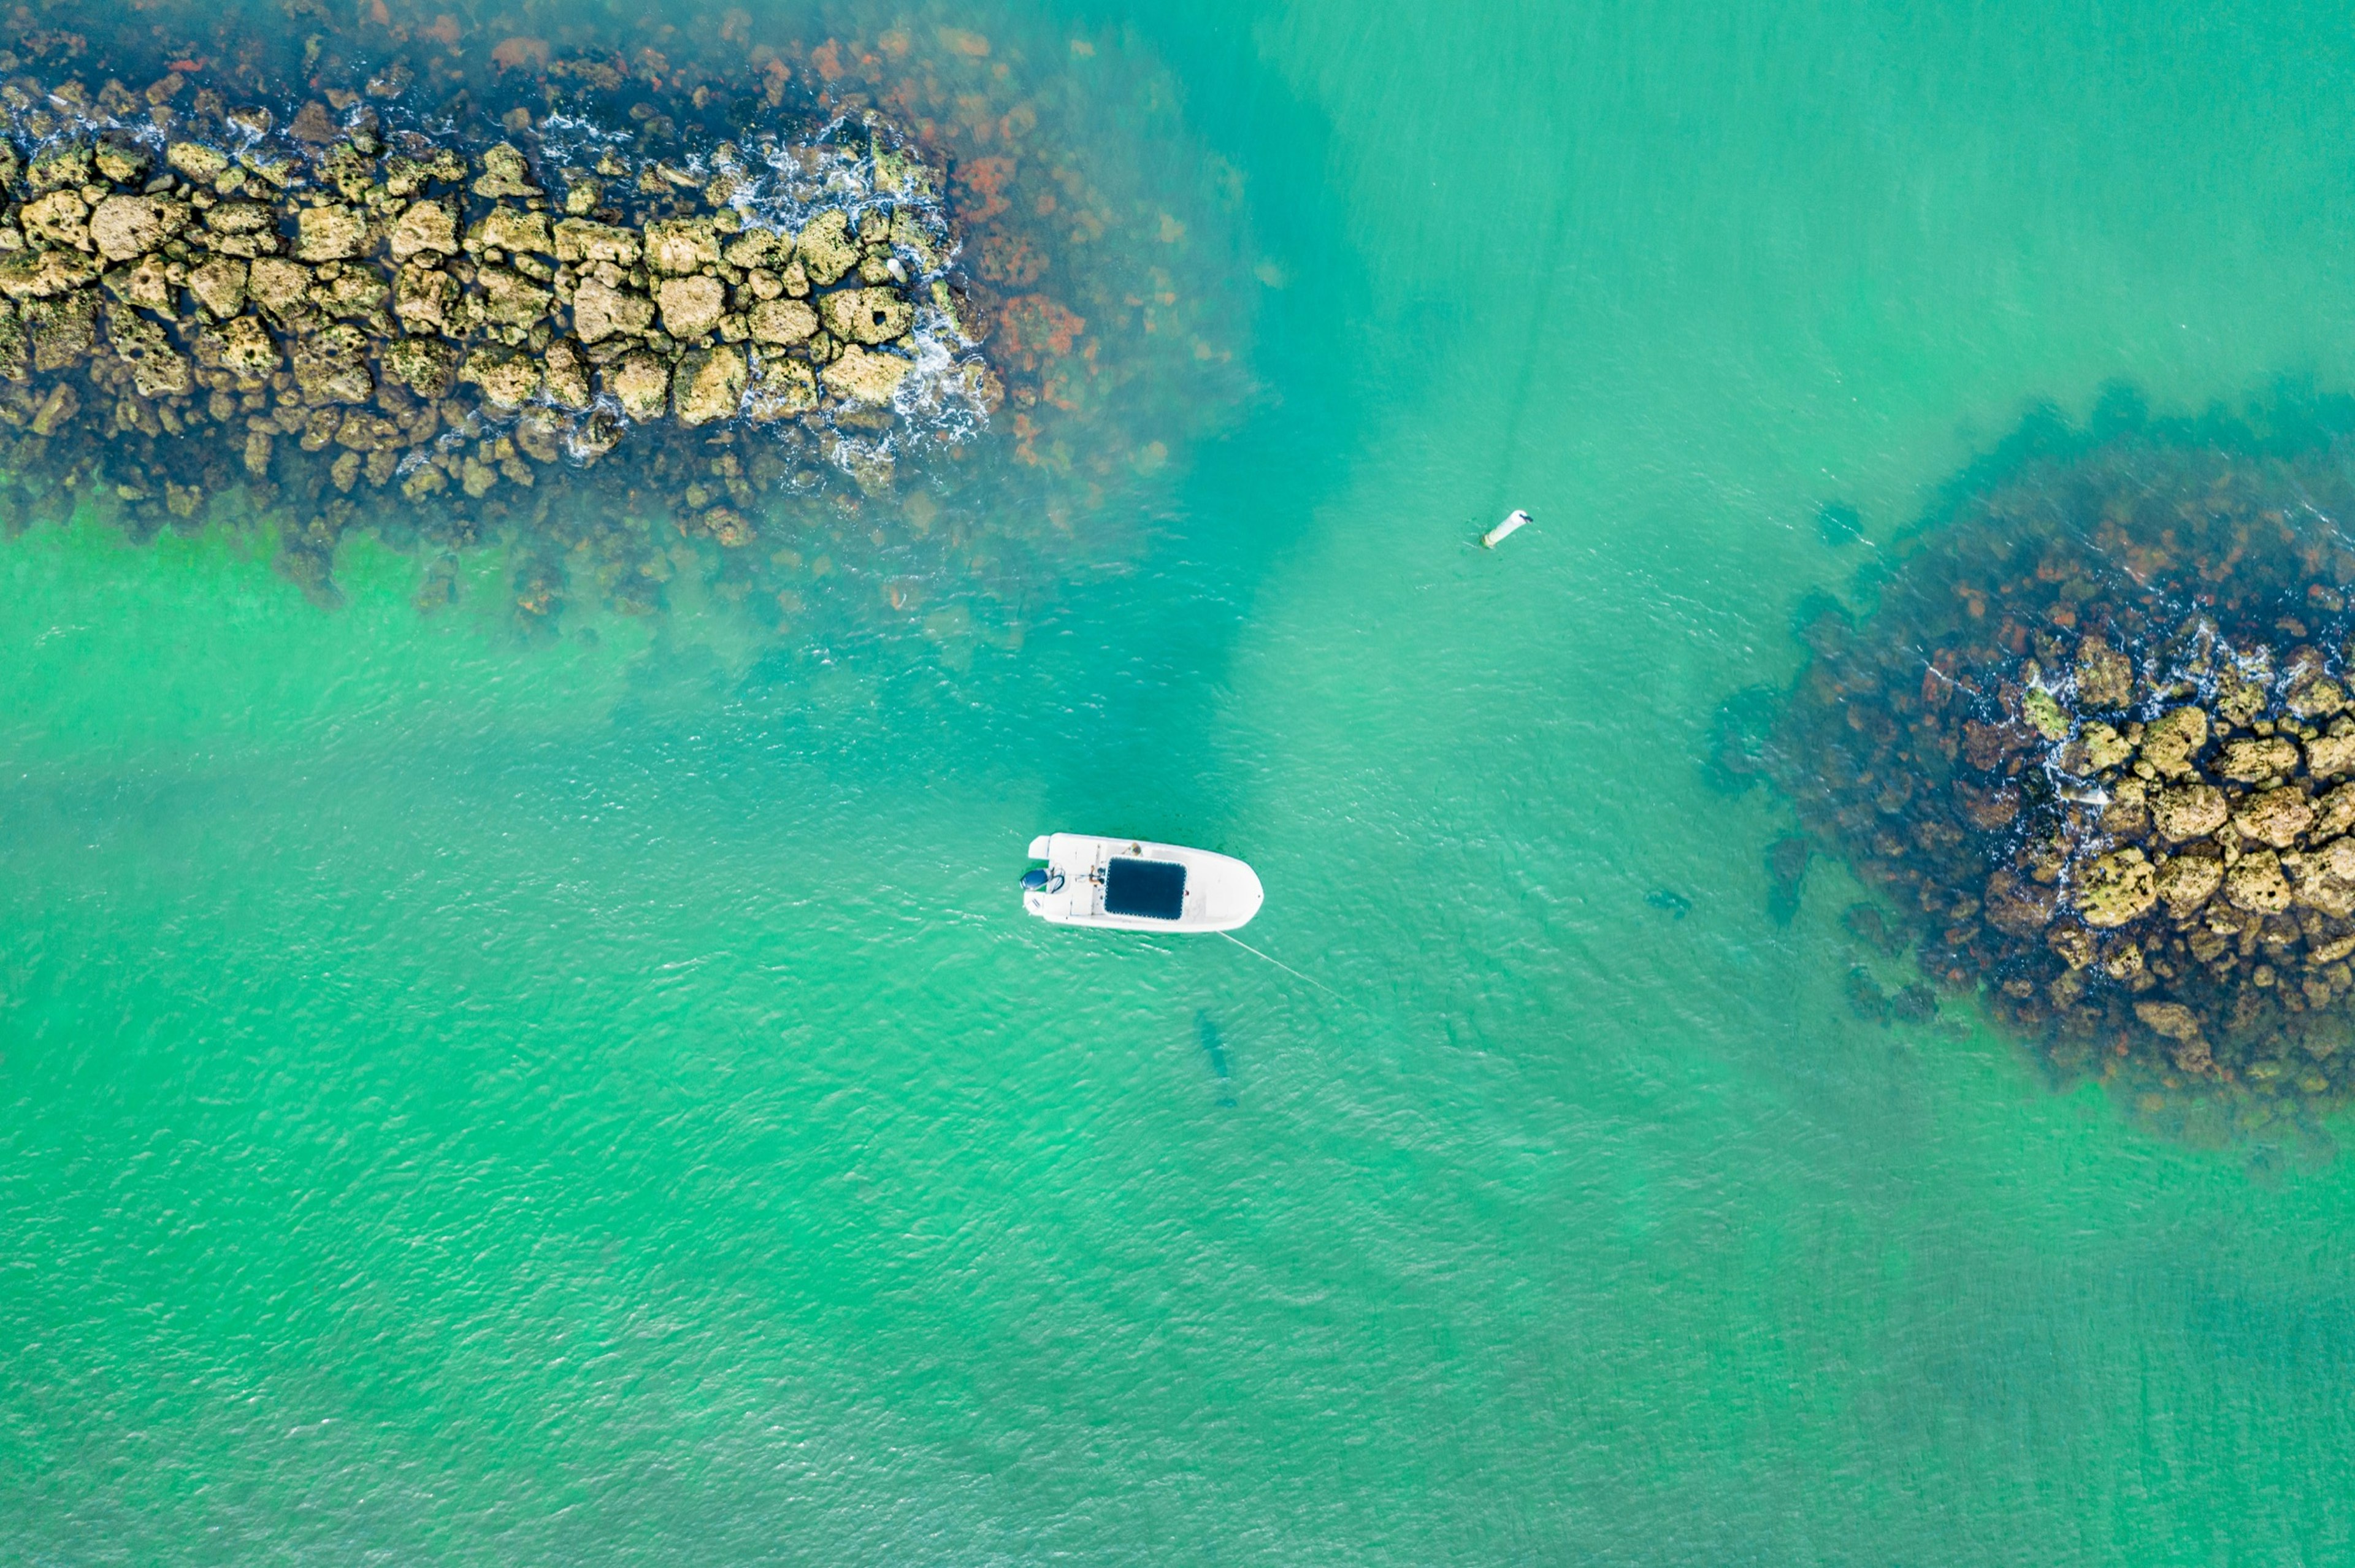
[0,68,990,544]
[1767,412,2355,1139]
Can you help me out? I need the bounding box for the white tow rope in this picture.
[1219,930,1346,999]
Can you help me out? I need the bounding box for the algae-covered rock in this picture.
[544,339,594,411]
[673,345,747,425]
[296,205,370,263]
[2139,706,2208,778]
[822,344,911,404]
[2022,686,2070,742]
[2154,853,2221,916]
[24,291,97,372]
[820,285,915,346]
[796,210,860,285]
[199,315,280,377]
[459,348,543,409]
[26,142,94,193]
[2232,787,2316,849]
[188,257,250,319]
[472,142,540,199]
[552,218,641,266]
[381,335,456,397]
[743,354,819,420]
[607,350,672,421]
[0,248,98,300]
[2306,725,2355,779]
[657,274,726,340]
[749,297,818,345]
[2075,639,2134,709]
[645,217,722,275]
[291,323,373,404]
[20,191,91,252]
[88,196,190,261]
[2074,848,2157,928]
[389,200,459,262]
[2225,849,2294,913]
[477,207,553,256]
[2152,783,2228,841]
[166,141,231,182]
[573,278,654,343]
[2218,735,2300,783]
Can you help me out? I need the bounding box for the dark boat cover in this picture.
[1104,857,1187,920]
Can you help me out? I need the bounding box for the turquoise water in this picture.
[9,0,2355,1560]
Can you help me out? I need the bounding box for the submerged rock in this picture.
[1766,414,2355,1138]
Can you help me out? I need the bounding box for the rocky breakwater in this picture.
[1767,416,2355,1138]
[0,71,990,573]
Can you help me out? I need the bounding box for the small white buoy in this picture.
[1482,508,1532,549]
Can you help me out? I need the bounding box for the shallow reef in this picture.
[0,1,1254,641]
[1762,394,2355,1146]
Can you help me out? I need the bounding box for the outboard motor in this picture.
[1021,868,1049,890]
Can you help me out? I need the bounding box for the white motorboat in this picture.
[1020,833,1265,932]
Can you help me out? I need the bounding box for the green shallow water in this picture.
[9,0,2355,1560]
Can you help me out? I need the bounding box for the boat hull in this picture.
[1022,833,1264,932]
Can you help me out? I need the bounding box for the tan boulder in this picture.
[105,302,192,397]
[296,204,369,262]
[821,344,911,405]
[2154,854,2222,917]
[477,207,553,255]
[2289,675,2348,719]
[2075,848,2158,928]
[478,267,554,327]
[572,277,654,343]
[247,258,312,317]
[744,354,818,420]
[723,227,789,269]
[749,297,818,345]
[2316,782,2355,839]
[188,256,248,318]
[0,248,98,300]
[2286,838,2355,917]
[2225,849,2294,914]
[165,141,231,182]
[20,190,90,251]
[657,273,726,340]
[673,345,746,425]
[2139,706,2208,778]
[820,285,915,345]
[394,265,456,332]
[121,256,173,313]
[605,350,671,421]
[2151,783,2228,841]
[381,336,456,398]
[2307,726,2355,779]
[552,218,641,266]
[290,321,373,403]
[796,210,860,285]
[645,216,721,275]
[2232,786,2315,849]
[544,339,593,411]
[88,194,191,261]
[389,199,459,262]
[472,142,540,198]
[2218,736,2300,783]
[2074,638,2134,708]
[202,315,280,377]
[459,347,542,409]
